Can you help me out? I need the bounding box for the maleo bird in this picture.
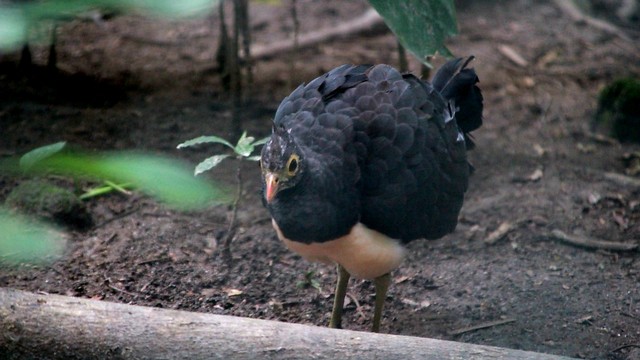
[260,57,483,332]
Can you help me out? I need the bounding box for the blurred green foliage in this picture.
[1,143,229,264]
[0,209,66,265]
[0,0,217,50]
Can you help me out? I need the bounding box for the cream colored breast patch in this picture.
[272,220,406,280]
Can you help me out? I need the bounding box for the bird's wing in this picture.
[328,64,471,242]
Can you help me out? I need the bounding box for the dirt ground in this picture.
[1,0,640,359]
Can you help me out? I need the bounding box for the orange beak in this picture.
[265,172,279,203]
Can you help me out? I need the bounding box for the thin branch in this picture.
[222,162,243,263]
[551,0,632,42]
[603,172,640,188]
[397,41,408,72]
[550,229,638,252]
[620,312,640,322]
[92,207,140,230]
[239,0,252,86]
[287,0,299,91]
[610,344,640,353]
[448,318,516,336]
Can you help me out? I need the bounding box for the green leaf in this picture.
[177,135,234,150]
[194,154,230,175]
[246,155,261,162]
[234,131,256,157]
[252,136,271,147]
[19,141,66,171]
[0,210,66,265]
[368,0,458,65]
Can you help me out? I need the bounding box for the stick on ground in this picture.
[448,318,517,336]
[550,229,638,252]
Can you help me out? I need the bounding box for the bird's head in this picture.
[260,126,304,203]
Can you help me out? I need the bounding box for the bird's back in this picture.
[273,58,482,243]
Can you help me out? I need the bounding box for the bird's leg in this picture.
[372,273,391,333]
[329,264,350,329]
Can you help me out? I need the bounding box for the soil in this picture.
[1,0,640,359]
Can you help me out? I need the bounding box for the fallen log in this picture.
[251,8,388,61]
[0,287,574,359]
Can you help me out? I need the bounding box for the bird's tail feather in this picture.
[432,56,483,147]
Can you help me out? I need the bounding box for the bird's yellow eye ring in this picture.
[286,154,300,176]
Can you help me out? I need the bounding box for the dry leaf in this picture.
[587,192,601,205]
[225,288,243,297]
[394,275,412,284]
[533,143,546,156]
[401,298,431,309]
[201,288,216,297]
[528,169,543,182]
[485,222,515,244]
[498,44,529,67]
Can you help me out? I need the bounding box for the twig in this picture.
[92,207,140,230]
[397,41,408,72]
[137,257,170,266]
[603,172,640,188]
[222,164,243,264]
[251,216,272,226]
[498,44,528,67]
[586,132,619,146]
[621,312,640,322]
[550,229,638,252]
[551,0,632,42]
[238,0,252,86]
[448,318,516,336]
[108,284,138,297]
[287,0,299,91]
[610,344,640,353]
[345,292,366,320]
[484,221,516,244]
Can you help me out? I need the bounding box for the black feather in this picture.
[263,61,484,243]
[431,56,484,147]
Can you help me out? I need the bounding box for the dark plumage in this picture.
[260,57,483,332]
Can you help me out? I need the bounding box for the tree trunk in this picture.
[0,288,574,360]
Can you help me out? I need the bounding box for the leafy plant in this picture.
[296,271,322,292]
[178,131,268,262]
[16,141,133,200]
[177,131,267,175]
[7,143,224,209]
[0,0,218,50]
[1,142,225,264]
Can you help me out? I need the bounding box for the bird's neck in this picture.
[268,171,359,244]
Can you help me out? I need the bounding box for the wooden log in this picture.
[251,8,388,61]
[0,287,574,359]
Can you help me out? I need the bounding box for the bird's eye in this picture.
[286,154,299,175]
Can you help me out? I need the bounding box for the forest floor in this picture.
[1,0,640,359]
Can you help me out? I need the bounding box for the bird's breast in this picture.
[272,220,406,280]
